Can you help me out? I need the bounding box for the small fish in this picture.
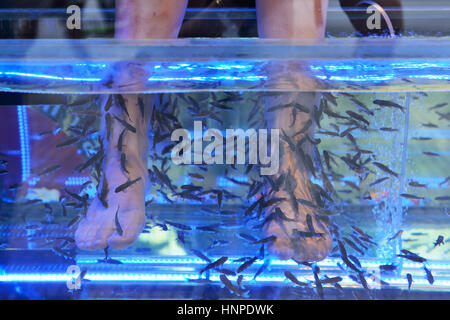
[412,137,432,141]
[120,153,129,174]
[406,273,413,290]
[210,101,233,110]
[436,111,450,121]
[115,177,142,193]
[217,190,223,208]
[397,249,427,263]
[424,266,434,285]
[253,259,269,279]
[115,94,130,119]
[435,196,450,201]
[8,182,24,190]
[251,235,276,245]
[188,173,205,180]
[294,119,313,137]
[346,110,370,126]
[217,268,236,277]
[196,224,219,233]
[238,233,258,242]
[323,92,338,106]
[379,264,397,271]
[237,275,244,288]
[267,103,292,113]
[411,232,428,236]
[105,113,112,140]
[56,136,80,149]
[284,271,308,286]
[117,129,126,152]
[400,193,424,200]
[209,240,231,249]
[439,176,450,186]
[340,126,358,137]
[138,96,145,118]
[408,181,427,188]
[37,165,61,177]
[104,95,113,112]
[190,249,211,263]
[357,272,371,296]
[77,269,88,284]
[379,127,398,132]
[306,214,315,233]
[114,206,123,236]
[165,220,192,231]
[98,175,109,208]
[320,276,343,285]
[67,215,81,228]
[237,257,258,273]
[433,235,444,247]
[313,267,324,299]
[373,99,405,111]
[428,102,447,111]
[369,177,389,187]
[65,189,85,203]
[114,115,136,133]
[78,150,104,173]
[343,238,363,255]
[350,98,374,116]
[420,122,438,128]
[292,102,311,114]
[373,162,398,178]
[200,256,228,274]
[220,274,244,296]
[423,151,440,157]
[388,230,403,241]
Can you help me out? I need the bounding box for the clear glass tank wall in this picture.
[0,0,448,300]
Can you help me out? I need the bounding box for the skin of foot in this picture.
[262,92,332,262]
[257,0,332,262]
[75,0,187,251]
[75,94,150,250]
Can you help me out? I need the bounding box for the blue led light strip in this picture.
[148,75,267,82]
[0,71,101,82]
[0,272,449,289]
[75,257,450,271]
[17,106,31,183]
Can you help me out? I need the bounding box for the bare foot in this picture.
[76,0,187,251]
[263,92,332,262]
[75,94,150,250]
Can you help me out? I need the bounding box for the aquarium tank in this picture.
[0,0,448,301]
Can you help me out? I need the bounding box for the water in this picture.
[0,38,449,300]
[0,39,449,93]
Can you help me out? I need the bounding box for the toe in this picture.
[107,220,143,250]
[107,231,140,250]
[107,208,145,250]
